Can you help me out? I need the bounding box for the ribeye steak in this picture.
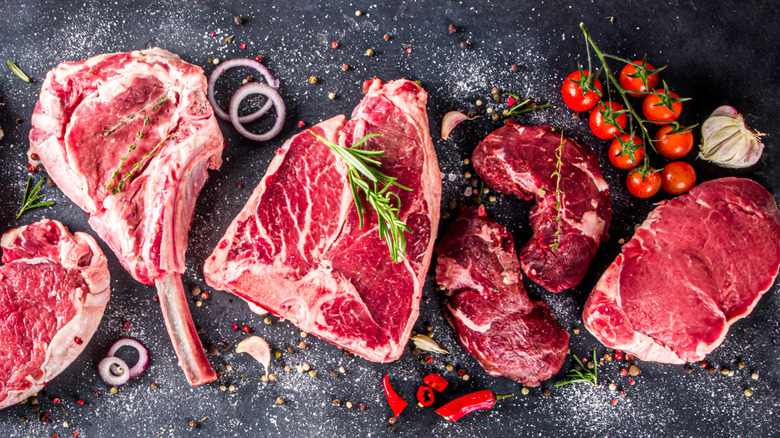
[436,207,569,386]
[204,79,440,362]
[472,124,611,292]
[0,219,110,410]
[28,48,222,385]
[583,178,780,363]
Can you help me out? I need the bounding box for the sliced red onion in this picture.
[106,337,149,378]
[98,356,130,386]
[208,58,280,123]
[229,83,286,142]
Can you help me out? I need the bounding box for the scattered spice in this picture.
[345,401,353,409]
[330,371,338,378]
[610,398,618,405]
[342,64,349,71]
[751,372,759,380]
[628,365,640,376]
[308,76,318,85]
[365,49,375,56]
[299,341,307,349]
[150,382,158,389]
[744,388,753,397]
[383,34,391,40]
[189,420,198,428]
[354,10,362,16]
[543,389,552,397]
[287,346,295,353]
[331,41,339,49]
[706,366,716,375]
[511,63,520,72]
[737,361,746,370]
[264,317,272,324]
[684,365,693,373]
[460,41,469,50]
[359,403,367,411]
[328,92,336,100]
[448,24,457,33]
[109,387,117,394]
[234,16,243,25]
[228,385,236,392]
[276,397,285,404]
[333,398,341,406]
[242,325,251,333]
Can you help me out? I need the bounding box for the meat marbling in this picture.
[204,79,440,362]
[583,178,780,363]
[472,124,611,292]
[28,48,222,385]
[436,207,569,386]
[0,219,110,410]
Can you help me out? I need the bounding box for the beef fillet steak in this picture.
[205,79,440,362]
[583,178,780,363]
[472,124,611,292]
[0,219,109,409]
[28,48,222,385]
[436,207,569,386]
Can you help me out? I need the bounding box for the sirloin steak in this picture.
[472,124,611,292]
[0,219,109,410]
[436,207,569,386]
[205,79,440,362]
[28,48,222,385]
[583,178,780,363]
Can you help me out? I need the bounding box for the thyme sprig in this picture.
[503,93,554,117]
[97,95,168,138]
[549,132,565,252]
[16,176,55,219]
[555,348,598,387]
[109,132,173,195]
[311,131,412,263]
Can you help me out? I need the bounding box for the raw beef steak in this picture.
[0,219,110,409]
[436,207,568,386]
[28,48,222,385]
[205,79,440,362]
[472,124,611,292]
[583,178,780,363]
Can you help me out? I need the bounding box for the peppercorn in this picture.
[333,398,341,406]
[308,370,316,378]
[619,390,627,397]
[234,16,244,25]
[308,76,318,84]
[287,346,295,353]
[491,87,499,95]
[751,372,759,380]
[16,118,24,125]
[388,426,395,432]
[297,121,306,128]
[242,325,251,333]
[620,368,628,376]
[30,397,38,405]
[264,317,272,325]
[345,401,353,409]
[225,365,233,372]
[53,398,61,404]
[276,397,285,404]
[47,178,56,187]
[331,41,339,49]
[302,363,311,371]
[521,387,529,395]
[354,10,362,16]
[220,385,227,391]
[383,34,391,40]
[331,371,338,378]
[195,300,202,307]
[231,323,238,330]
[328,92,336,100]
[737,361,746,370]
[411,348,420,355]
[460,42,469,50]
[629,365,640,376]
[610,398,618,405]
[445,364,454,371]
[706,366,716,375]
[491,113,500,121]
[744,388,753,397]
[274,350,281,358]
[511,64,520,72]
[151,382,158,389]
[208,346,219,356]
[339,366,346,373]
[77,399,84,406]
[609,383,617,391]
[448,24,457,33]
[359,403,367,410]
[365,49,375,56]
[463,158,470,165]
[261,375,268,382]
[74,337,83,345]
[388,417,396,424]
[543,389,552,397]
[110,387,117,394]
[721,368,731,376]
[189,420,198,428]
[299,341,307,349]
[284,366,291,372]
[684,365,693,373]
[342,64,349,71]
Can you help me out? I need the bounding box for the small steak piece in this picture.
[436,207,569,386]
[0,219,110,410]
[28,48,222,385]
[584,178,780,363]
[472,124,611,292]
[205,79,441,362]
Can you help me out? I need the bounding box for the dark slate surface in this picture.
[1,1,779,437]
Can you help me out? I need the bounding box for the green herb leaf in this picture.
[17,176,55,219]
[311,131,412,263]
[7,60,31,82]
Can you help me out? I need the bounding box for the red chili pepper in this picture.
[423,373,449,392]
[435,390,513,422]
[417,385,435,407]
[382,375,408,417]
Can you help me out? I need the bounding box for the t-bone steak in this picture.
[583,178,780,363]
[435,207,569,386]
[28,48,222,385]
[472,124,611,292]
[204,79,441,362]
[0,219,110,410]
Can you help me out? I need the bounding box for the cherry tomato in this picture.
[661,161,696,195]
[619,61,659,98]
[626,168,661,199]
[642,91,682,124]
[561,71,602,112]
[654,125,694,159]
[608,135,644,170]
[589,101,627,140]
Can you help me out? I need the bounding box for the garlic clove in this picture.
[699,105,765,168]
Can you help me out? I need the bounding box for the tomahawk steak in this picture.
[0,219,110,410]
[472,124,611,292]
[436,207,569,386]
[28,48,222,385]
[583,178,780,363]
[204,79,440,362]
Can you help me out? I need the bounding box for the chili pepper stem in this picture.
[495,393,514,401]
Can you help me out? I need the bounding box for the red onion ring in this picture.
[229,83,286,142]
[98,356,130,386]
[106,337,149,378]
[208,58,280,123]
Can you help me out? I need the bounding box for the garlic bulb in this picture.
[699,105,765,168]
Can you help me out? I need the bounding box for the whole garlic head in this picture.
[699,105,765,168]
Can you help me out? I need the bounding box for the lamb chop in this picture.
[28,48,222,386]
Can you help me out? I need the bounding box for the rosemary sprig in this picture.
[555,348,598,387]
[7,60,31,82]
[311,131,412,263]
[16,176,55,219]
[549,132,565,251]
[503,93,554,117]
